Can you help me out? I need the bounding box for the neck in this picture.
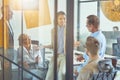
[58,25,65,27]
[89,54,99,60]
[24,44,31,51]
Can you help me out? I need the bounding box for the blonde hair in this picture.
[85,36,99,56]
[18,34,31,46]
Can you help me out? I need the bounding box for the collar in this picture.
[91,30,101,37]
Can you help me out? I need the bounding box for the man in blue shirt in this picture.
[84,15,106,60]
[75,15,106,75]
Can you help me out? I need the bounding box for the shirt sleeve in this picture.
[83,52,89,61]
[98,36,106,59]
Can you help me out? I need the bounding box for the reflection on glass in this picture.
[0,0,51,80]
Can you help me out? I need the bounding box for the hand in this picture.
[76,55,84,62]
[33,45,40,51]
[74,41,80,47]
[43,45,52,49]
[23,62,29,68]
[35,56,40,63]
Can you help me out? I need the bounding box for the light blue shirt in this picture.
[77,30,106,72]
[83,30,106,60]
[57,26,64,54]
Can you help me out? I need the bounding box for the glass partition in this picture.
[76,0,120,80]
[2,0,120,80]
[0,0,52,80]
[100,1,120,55]
[79,2,97,51]
[79,0,120,56]
[0,0,75,80]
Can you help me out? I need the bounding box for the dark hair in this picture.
[87,15,100,28]
[85,36,99,55]
[113,26,119,31]
[57,11,66,18]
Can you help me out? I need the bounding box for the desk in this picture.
[104,54,117,58]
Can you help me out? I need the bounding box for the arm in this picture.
[43,44,53,49]
[74,41,80,47]
[34,50,42,64]
[98,36,106,58]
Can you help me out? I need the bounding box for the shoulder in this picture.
[17,46,28,56]
[17,46,24,51]
[99,31,106,39]
[96,32,106,43]
[78,62,99,80]
[82,60,99,72]
[78,68,92,80]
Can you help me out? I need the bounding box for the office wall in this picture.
[10,0,67,49]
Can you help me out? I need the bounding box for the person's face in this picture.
[86,19,93,32]
[57,14,66,27]
[23,36,31,48]
[5,6,13,20]
[0,0,2,19]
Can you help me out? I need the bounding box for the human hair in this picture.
[87,15,100,28]
[56,11,66,25]
[85,36,99,56]
[18,34,31,46]
[57,11,66,18]
[113,26,119,31]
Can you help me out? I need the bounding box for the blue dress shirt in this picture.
[83,30,106,60]
[77,30,106,72]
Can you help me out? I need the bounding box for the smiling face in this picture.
[57,14,66,27]
[5,6,13,20]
